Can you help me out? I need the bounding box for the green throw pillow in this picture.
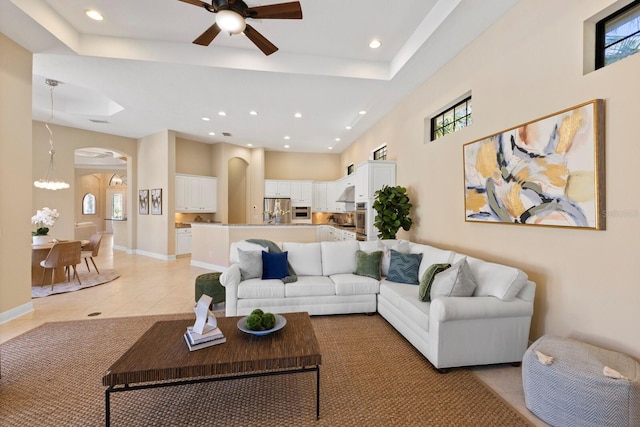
[354,250,383,280]
[419,263,451,302]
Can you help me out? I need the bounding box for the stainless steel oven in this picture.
[292,206,311,223]
[355,202,367,238]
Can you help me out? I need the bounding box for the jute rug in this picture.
[31,269,120,298]
[0,313,532,426]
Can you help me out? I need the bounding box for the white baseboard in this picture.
[113,245,134,254]
[190,260,228,272]
[0,301,34,325]
[134,249,174,261]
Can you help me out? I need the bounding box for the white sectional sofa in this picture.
[219,239,535,370]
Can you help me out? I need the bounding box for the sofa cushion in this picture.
[387,250,423,285]
[282,242,322,276]
[419,263,451,302]
[238,249,263,280]
[321,240,359,276]
[465,256,529,301]
[431,258,477,299]
[354,250,383,280]
[262,251,289,280]
[230,241,270,264]
[331,273,380,295]
[237,278,285,299]
[284,276,336,297]
[359,240,383,253]
[410,243,456,280]
[380,280,430,333]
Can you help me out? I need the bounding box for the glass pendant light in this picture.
[34,79,70,190]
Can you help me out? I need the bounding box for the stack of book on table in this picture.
[184,326,226,351]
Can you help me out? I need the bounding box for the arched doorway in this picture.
[228,157,249,224]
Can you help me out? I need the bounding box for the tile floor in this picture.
[0,234,547,426]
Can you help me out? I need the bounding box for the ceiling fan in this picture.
[178,0,302,56]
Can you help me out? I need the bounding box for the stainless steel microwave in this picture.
[292,206,311,220]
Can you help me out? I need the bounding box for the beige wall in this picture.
[342,0,640,358]
[265,151,342,180]
[175,137,213,175]
[137,130,173,256]
[0,33,33,317]
[228,157,248,224]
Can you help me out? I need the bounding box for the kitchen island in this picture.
[190,223,318,271]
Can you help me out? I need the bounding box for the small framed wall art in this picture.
[139,189,149,215]
[463,99,605,230]
[151,188,162,215]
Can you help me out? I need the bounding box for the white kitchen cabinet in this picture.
[290,180,312,206]
[312,182,327,212]
[176,228,192,255]
[355,161,396,202]
[264,180,292,198]
[175,174,217,213]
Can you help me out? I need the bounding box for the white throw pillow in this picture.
[229,241,269,264]
[466,256,528,301]
[430,258,478,299]
[282,242,323,276]
[320,240,359,276]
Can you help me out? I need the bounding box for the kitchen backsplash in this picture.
[312,212,354,225]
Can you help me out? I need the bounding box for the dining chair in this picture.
[40,240,82,290]
[81,233,103,274]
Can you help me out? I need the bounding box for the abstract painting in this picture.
[463,99,605,230]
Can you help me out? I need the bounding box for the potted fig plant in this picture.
[372,185,413,239]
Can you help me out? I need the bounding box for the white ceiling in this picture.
[0,0,520,153]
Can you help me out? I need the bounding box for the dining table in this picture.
[31,240,89,286]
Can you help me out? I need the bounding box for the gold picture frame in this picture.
[463,99,605,230]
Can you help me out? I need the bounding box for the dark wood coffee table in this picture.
[102,312,321,426]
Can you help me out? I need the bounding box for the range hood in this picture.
[336,185,355,203]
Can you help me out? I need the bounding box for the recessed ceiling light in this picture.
[249,111,258,116]
[85,9,104,21]
[345,126,352,130]
[218,111,227,116]
[328,146,333,150]
[359,110,367,115]
[208,132,215,136]
[294,112,302,118]
[202,117,210,121]
[369,39,382,49]
[247,143,253,147]
[284,136,290,140]
[284,145,290,148]
[335,138,341,142]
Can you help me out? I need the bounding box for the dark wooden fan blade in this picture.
[178,0,210,8]
[193,23,222,46]
[244,24,278,55]
[247,1,302,19]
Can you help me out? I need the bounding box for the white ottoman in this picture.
[522,335,640,427]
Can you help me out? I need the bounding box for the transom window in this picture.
[373,145,387,160]
[596,0,640,69]
[431,96,472,141]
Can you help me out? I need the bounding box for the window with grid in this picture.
[373,145,387,160]
[431,96,472,141]
[596,0,640,69]
[347,164,355,175]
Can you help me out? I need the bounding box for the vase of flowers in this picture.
[32,207,59,244]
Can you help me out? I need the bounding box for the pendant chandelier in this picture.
[34,79,70,190]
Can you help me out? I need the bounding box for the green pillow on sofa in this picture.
[354,250,383,280]
[418,263,451,301]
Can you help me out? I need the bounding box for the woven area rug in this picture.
[0,313,532,426]
[31,269,120,298]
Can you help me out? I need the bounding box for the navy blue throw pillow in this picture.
[262,251,289,280]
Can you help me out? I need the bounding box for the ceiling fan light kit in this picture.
[178,0,302,55]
